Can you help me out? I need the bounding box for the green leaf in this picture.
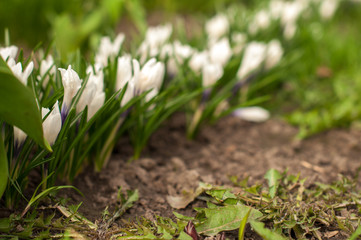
[238,208,251,240]
[196,205,262,236]
[0,57,51,151]
[250,221,287,240]
[264,169,282,198]
[0,218,11,233]
[349,225,361,240]
[22,174,80,218]
[0,131,8,199]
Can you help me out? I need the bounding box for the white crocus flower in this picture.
[202,63,223,88]
[205,14,229,43]
[209,38,232,67]
[0,45,18,61]
[320,0,339,20]
[237,42,267,80]
[232,32,247,55]
[269,0,285,19]
[42,101,62,145]
[77,66,106,120]
[14,127,27,147]
[280,2,304,26]
[249,10,271,35]
[116,55,132,91]
[77,81,96,115]
[233,106,270,122]
[163,41,194,75]
[59,65,82,114]
[120,59,140,107]
[87,91,105,120]
[265,40,283,69]
[121,80,135,107]
[7,58,34,85]
[38,55,56,87]
[138,24,172,63]
[95,33,125,66]
[137,58,165,94]
[279,1,306,39]
[283,22,297,40]
[189,51,209,74]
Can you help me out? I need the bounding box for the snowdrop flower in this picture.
[248,10,271,35]
[231,32,247,55]
[237,42,267,80]
[0,45,18,61]
[95,33,125,66]
[202,63,223,88]
[7,58,34,85]
[209,38,232,67]
[116,55,132,91]
[233,106,270,122]
[205,14,229,43]
[319,0,339,20]
[42,101,62,145]
[265,40,283,69]
[38,55,56,87]
[58,65,82,118]
[189,51,209,74]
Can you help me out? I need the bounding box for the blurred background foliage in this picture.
[0,0,242,55]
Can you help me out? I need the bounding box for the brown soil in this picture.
[61,114,361,239]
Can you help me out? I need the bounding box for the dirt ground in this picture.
[60,113,361,237]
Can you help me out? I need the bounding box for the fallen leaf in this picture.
[324,231,339,238]
[167,183,212,209]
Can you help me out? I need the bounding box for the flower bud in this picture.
[320,0,339,20]
[0,45,18,61]
[59,65,82,115]
[38,55,56,87]
[265,40,283,69]
[78,66,106,120]
[233,106,270,122]
[7,58,34,85]
[95,33,125,66]
[42,101,62,145]
[248,10,271,35]
[116,55,132,91]
[136,58,165,95]
[209,38,232,67]
[206,14,229,43]
[189,51,209,74]
[202,63,223,88]
[236,42,267,80]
